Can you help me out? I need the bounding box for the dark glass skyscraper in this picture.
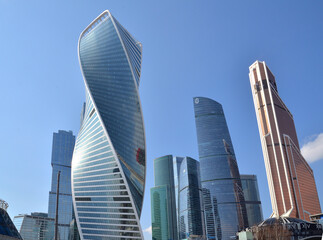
[151,155,204,240]
[193,97,248,240]
[48,130,75,240]
[72,10,146,239]
[240,175,263,227]
[177,157,204,239]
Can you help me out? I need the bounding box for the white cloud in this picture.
[301,133,323,163]
[143,225,152,235]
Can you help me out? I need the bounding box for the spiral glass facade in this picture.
[193,97,248,240]
[72,10,145,239]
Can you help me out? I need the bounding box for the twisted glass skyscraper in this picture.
[72,10,146,239]
[193,97,248,240]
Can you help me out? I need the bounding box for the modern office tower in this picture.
[193,97,248,240]
[151,155,178,240]
[0,199,22,240]
[48,130,75,240]
[177,157,204,239]
[151,186,173,240]
[71,10,146,239]
[13,213,54,240]
[240,175,263,226]
[249,61,321,221]
[151,155,204,240]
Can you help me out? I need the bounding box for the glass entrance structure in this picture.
[72,10,146,239]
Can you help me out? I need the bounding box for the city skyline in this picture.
[1,2,323,240]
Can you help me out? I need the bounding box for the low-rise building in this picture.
[13,212,54,240]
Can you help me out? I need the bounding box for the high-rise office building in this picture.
[151,186,170,240]
[48,130,75,240]
[13,213,54,240]
[151,155,204,240]
[177,157,204,239]
[248,61,321,221]
[240,175,263,226]
[0,200,22,240]
[151,155,178,240]
[71,10,146,239]
[193,97,248,240]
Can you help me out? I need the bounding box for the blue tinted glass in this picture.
[72,11,145,239]
[48,130,75,240]
[194,97,248,239]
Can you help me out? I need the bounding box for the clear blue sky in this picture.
[1,1,323,239]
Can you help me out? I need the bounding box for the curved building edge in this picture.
[72,10,145,239]
[109,14,147,216]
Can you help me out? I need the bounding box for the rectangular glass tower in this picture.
[48,130,75,240]
[151,155,204,240]
[240,174,263,226]
[151,155,178,240]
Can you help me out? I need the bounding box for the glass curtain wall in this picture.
[193,97,248,240]
[72,10,146,239]
[151,155,178,240]
[48,130,75,240]
[13,213,54,240]
[178,157,204,239]
[240,175,263,226]
[151,155,204,240]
